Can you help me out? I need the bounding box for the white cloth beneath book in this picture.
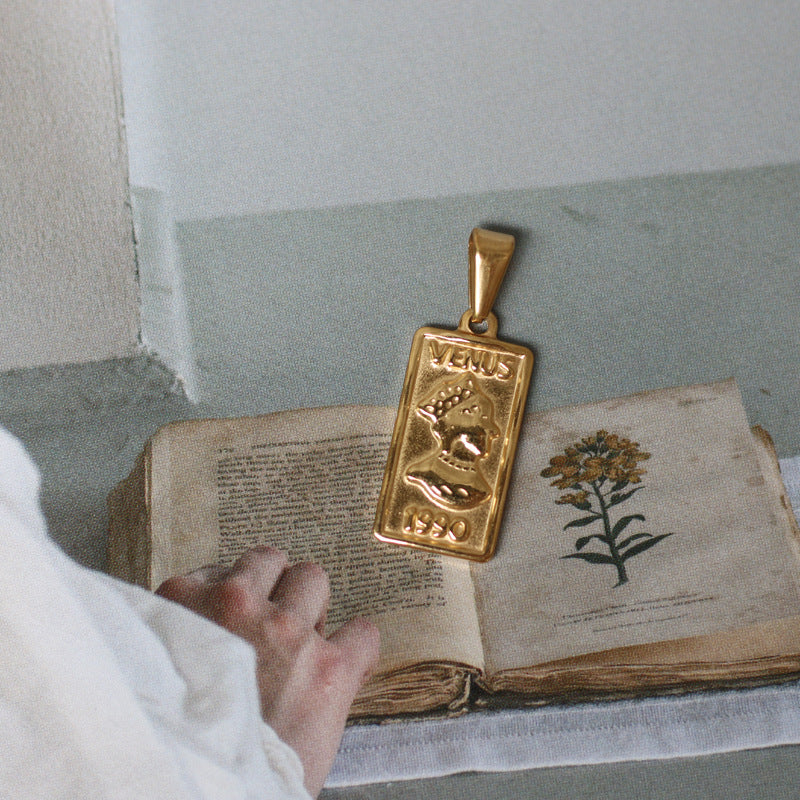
[0,427,310,800]
[327,456,800,787]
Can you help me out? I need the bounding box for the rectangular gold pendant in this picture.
[375,229,533,560]
[374,314,533,560]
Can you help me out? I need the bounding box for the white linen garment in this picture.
[0,426,310,799]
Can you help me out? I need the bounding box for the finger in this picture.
[201,547,290,627]
[155,565,225,609]
[327,617,380,689]
[269,562,330,630]
[226,546,290,603]
[187,564,231,584]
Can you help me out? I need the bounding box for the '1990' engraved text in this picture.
[403,506,470,542]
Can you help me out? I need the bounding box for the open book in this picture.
[108,380,800,718]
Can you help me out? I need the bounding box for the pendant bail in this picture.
[468,228,515,324]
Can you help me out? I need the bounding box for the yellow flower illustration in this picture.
[541,431,671,588]
[555,490,590,507]
[540,432,650,490]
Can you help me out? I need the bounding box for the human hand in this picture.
[156,546,380,797]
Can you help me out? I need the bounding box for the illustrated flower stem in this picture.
[592,481,628,586]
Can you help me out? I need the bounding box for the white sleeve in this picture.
[0,427,311,800]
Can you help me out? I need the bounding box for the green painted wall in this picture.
[174,165,800,455]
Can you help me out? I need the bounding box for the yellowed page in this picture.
[488,616,800,696]
[108,445,152,586]
[473,380,800,673]
[148,406,483,672]
[485,428,800,695]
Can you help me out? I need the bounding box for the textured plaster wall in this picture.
[0,0,138,370]
[117,0,800,220]
[173,166,800,456]
[113,1,800,430]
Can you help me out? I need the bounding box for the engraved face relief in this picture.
[405,376,500,509]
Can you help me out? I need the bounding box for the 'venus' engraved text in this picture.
[429,340,515,380]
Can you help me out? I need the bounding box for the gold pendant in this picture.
[374,228,534,561]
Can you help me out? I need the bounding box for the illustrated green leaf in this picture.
[617,532,652,550]
[563,514,602,530]
[619,533,674,561]
[575,533,609,550]
[611,513,645,538]
[607,486,644,507]
[610,480,628,493]
[562,552,617,565]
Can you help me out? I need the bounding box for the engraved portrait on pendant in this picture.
[405,377,500,509]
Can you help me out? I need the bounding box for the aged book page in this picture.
[473,381,800,674]
[485,425,800,695]
[146,406,484,674]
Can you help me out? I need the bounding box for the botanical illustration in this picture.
[541,430,672,587]
[406,377,499,509]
